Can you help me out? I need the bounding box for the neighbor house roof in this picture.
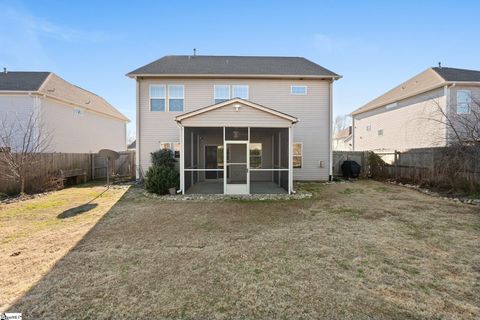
[175,98,298,123]
[352,67,480,116]
[0,71,51,91]
[127,55,340,79]
[334,127,352,140]
[0,71,128,122]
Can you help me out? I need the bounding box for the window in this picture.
[168,85,184,112]
[150,85,166,111]
[293,143,303,168]
[160,142,180,158]
[249,143,262,168]
[214,85,230,104]
[378,129,384,136]
[457,90,471,114]
[232,85,249,99]
[366,125,371,132]
[291,85,307,95]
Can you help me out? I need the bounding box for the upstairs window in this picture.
[214,85,230,104]
[457,90,471,114]
[232,85,249,99]
[378,129,384,136]
[291,85,307,95]
[150,85,166,111]
[168,85,184,112]
[366,125,371,132]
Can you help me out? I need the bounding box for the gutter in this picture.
[126,73,342,80]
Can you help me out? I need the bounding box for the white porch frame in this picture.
[179,125,293,195]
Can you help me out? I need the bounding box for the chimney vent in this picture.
[193,48,197,56]
[438,62,442,68]
[3,67,6,74]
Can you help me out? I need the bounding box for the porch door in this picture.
[225,142,249,194]
[205,146,218,179]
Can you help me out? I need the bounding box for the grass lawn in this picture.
[1,180,479,319]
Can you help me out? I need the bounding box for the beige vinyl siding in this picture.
[41,97,127,153]
[0,95,36,152]
[138,78,331,180]
[180,102,292,127]
[446,85,480,144]
[353,88,447,151]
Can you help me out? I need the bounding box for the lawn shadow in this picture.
[57,188,108,219]
[57,203,98,219]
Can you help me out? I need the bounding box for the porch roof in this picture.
[175,98,298,126]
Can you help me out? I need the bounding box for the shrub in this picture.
[145,148,179,195]
[151,149,176,168]
[367,151,386,179]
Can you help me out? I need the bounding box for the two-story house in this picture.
[352,67,480,151]
[128,55,340,195]
[0,70,129,153]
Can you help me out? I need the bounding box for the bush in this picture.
[367,151,386,179]
[151,149,176,168]
[145,148,179,195]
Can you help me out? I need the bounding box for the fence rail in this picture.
[0,151,135,194]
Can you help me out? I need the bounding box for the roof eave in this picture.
[126,73,340,80]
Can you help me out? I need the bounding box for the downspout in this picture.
[444,82,456,145]
[135,78,141,179]
[329,80,333,181]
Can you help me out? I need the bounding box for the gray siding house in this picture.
[352,67,480,151]
[128,55,340,194]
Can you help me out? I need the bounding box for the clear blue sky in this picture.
[1,0,479,139]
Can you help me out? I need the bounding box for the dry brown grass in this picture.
[2,180,479,319]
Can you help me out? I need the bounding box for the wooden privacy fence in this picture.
[332,151,369,177]
[333,147,479,191]
[0,151,135,194]
[372,148,480,189]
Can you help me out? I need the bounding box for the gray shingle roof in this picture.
[127,55,340,78]
[432,67,480,82]
[0,71,51,91]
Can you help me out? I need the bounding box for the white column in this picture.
[180,125,185,194]
[223,126,226,194]
[247,127,250,194]
[288,126,293,194]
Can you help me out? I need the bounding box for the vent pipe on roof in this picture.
[3,67,6,74]
[438,62,442,68]
[193,48,196,56]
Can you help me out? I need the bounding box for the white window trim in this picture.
[232,84,249,100]
[167,84,185,112]
[214,85,231,103]
[456,90,471,114]
[293,142,303,168]
[291,85,308,95]
[149,84,166,112]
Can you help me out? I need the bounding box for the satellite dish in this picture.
[98,149,119,160]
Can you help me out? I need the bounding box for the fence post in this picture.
[91,153,95,180]
[394,150,399,180]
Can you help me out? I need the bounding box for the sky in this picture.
[1,0,479,140]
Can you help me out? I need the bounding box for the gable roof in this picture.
[0,71,51,91]
[127,55,340,79]
[432,67,480,82]
[352,66,480,116]
[334,126,352,139]
[175,98,298,123]
[0,71,128,122]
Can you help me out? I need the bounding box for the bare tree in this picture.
[0,110,52,194]
[333,114,351,135]
[428,92,480,191]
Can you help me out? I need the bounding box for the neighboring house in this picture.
[333,126,353,151]
[127,139,136,150]
[351,67,480,151]
[127,55,340,194]
[0,70,129,153]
